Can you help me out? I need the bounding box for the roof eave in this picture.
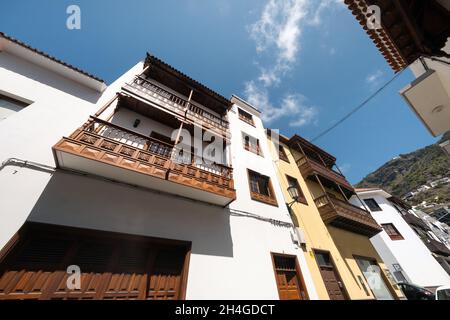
[0,32,106,92]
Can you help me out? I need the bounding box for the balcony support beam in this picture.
[94,93,119,118]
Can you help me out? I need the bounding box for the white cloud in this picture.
[366,70,384,89]
[248,0,309,86]
[245,81,318,127]
[308,0,344,26]
[244,0,342,127]
[338,163,351,174]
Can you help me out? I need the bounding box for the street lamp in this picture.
[287,185,299,207]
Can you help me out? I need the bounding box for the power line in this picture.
[311,68,407,142]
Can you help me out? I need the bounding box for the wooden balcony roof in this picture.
[288,134,336,168]
[344,0,450,72]
[144,53,232,115]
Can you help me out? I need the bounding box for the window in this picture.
[0,94,29,121]
[238,108,254,126]
[381,223,404,240]
[354,257,394,300]
[277,144,290,162]
[242,132,263,156]
[248,169,277,206]
[364,198,382,212]
[286,175,307,205]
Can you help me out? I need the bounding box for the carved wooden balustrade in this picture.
[296,156,354,191]
[313,194,382,237]
[53,117,236,201]
[123,76,230,138]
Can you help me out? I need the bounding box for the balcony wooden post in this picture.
[336,183,349,201]
[354,191,372,213]
[313,174,332,205]
[184,89,194,114]
[138,65,149,77]
[316,152,328,167]
[295,142,307,157]
[94,93,119,118]
[334,163,345,176]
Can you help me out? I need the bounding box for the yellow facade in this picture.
[266,133,404,300]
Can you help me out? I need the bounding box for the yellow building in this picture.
[266,130,404,300]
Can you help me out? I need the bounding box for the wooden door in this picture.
[314,250,348,300]
[271,253,308,300]
[0,223,190,300]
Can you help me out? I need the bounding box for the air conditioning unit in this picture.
[291,227,306,246]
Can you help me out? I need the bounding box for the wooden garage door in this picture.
[314,250,348,300]
[0,223,190,300]
[271,253,308,300]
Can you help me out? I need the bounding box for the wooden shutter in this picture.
[0,223,190,300]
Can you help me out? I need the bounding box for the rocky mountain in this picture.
[356,132,450,205]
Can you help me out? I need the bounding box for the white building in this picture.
[350,188,450,290]
[0,33,316,300]
[401,39,450,138]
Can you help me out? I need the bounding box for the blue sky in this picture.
[0,0,439,183]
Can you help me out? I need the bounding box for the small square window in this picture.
[381,223,404,240]
[238,108,254,126]
[364,198,382,212]
[248,169,277,206]
[242,132,263,156]
[277,144,290,163]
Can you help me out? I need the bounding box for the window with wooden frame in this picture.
[364,198,382,212]
[278,144,290,163]
[248,169,278,206]
[242,132,263,156]
[238,108,254,126]
[271,253,309,300]
[286,175,307,205]
[381,223,404,240]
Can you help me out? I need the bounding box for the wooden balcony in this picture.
[53,117,236,206]
[122,76,230,139]
[423,238,450,257]
[314,194,382,237]
[296,156,354,191]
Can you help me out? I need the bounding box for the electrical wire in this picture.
[311,68,407,142]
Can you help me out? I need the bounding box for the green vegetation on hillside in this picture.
[356,131,450,205]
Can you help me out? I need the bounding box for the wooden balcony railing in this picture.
[296,156,354,191]
[53,117,236,201]
[313,194,382,237]
[123,76,229,138]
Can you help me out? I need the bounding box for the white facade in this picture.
[400,39,450,137]
[0,35,317,299]
[350,189,450,289]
